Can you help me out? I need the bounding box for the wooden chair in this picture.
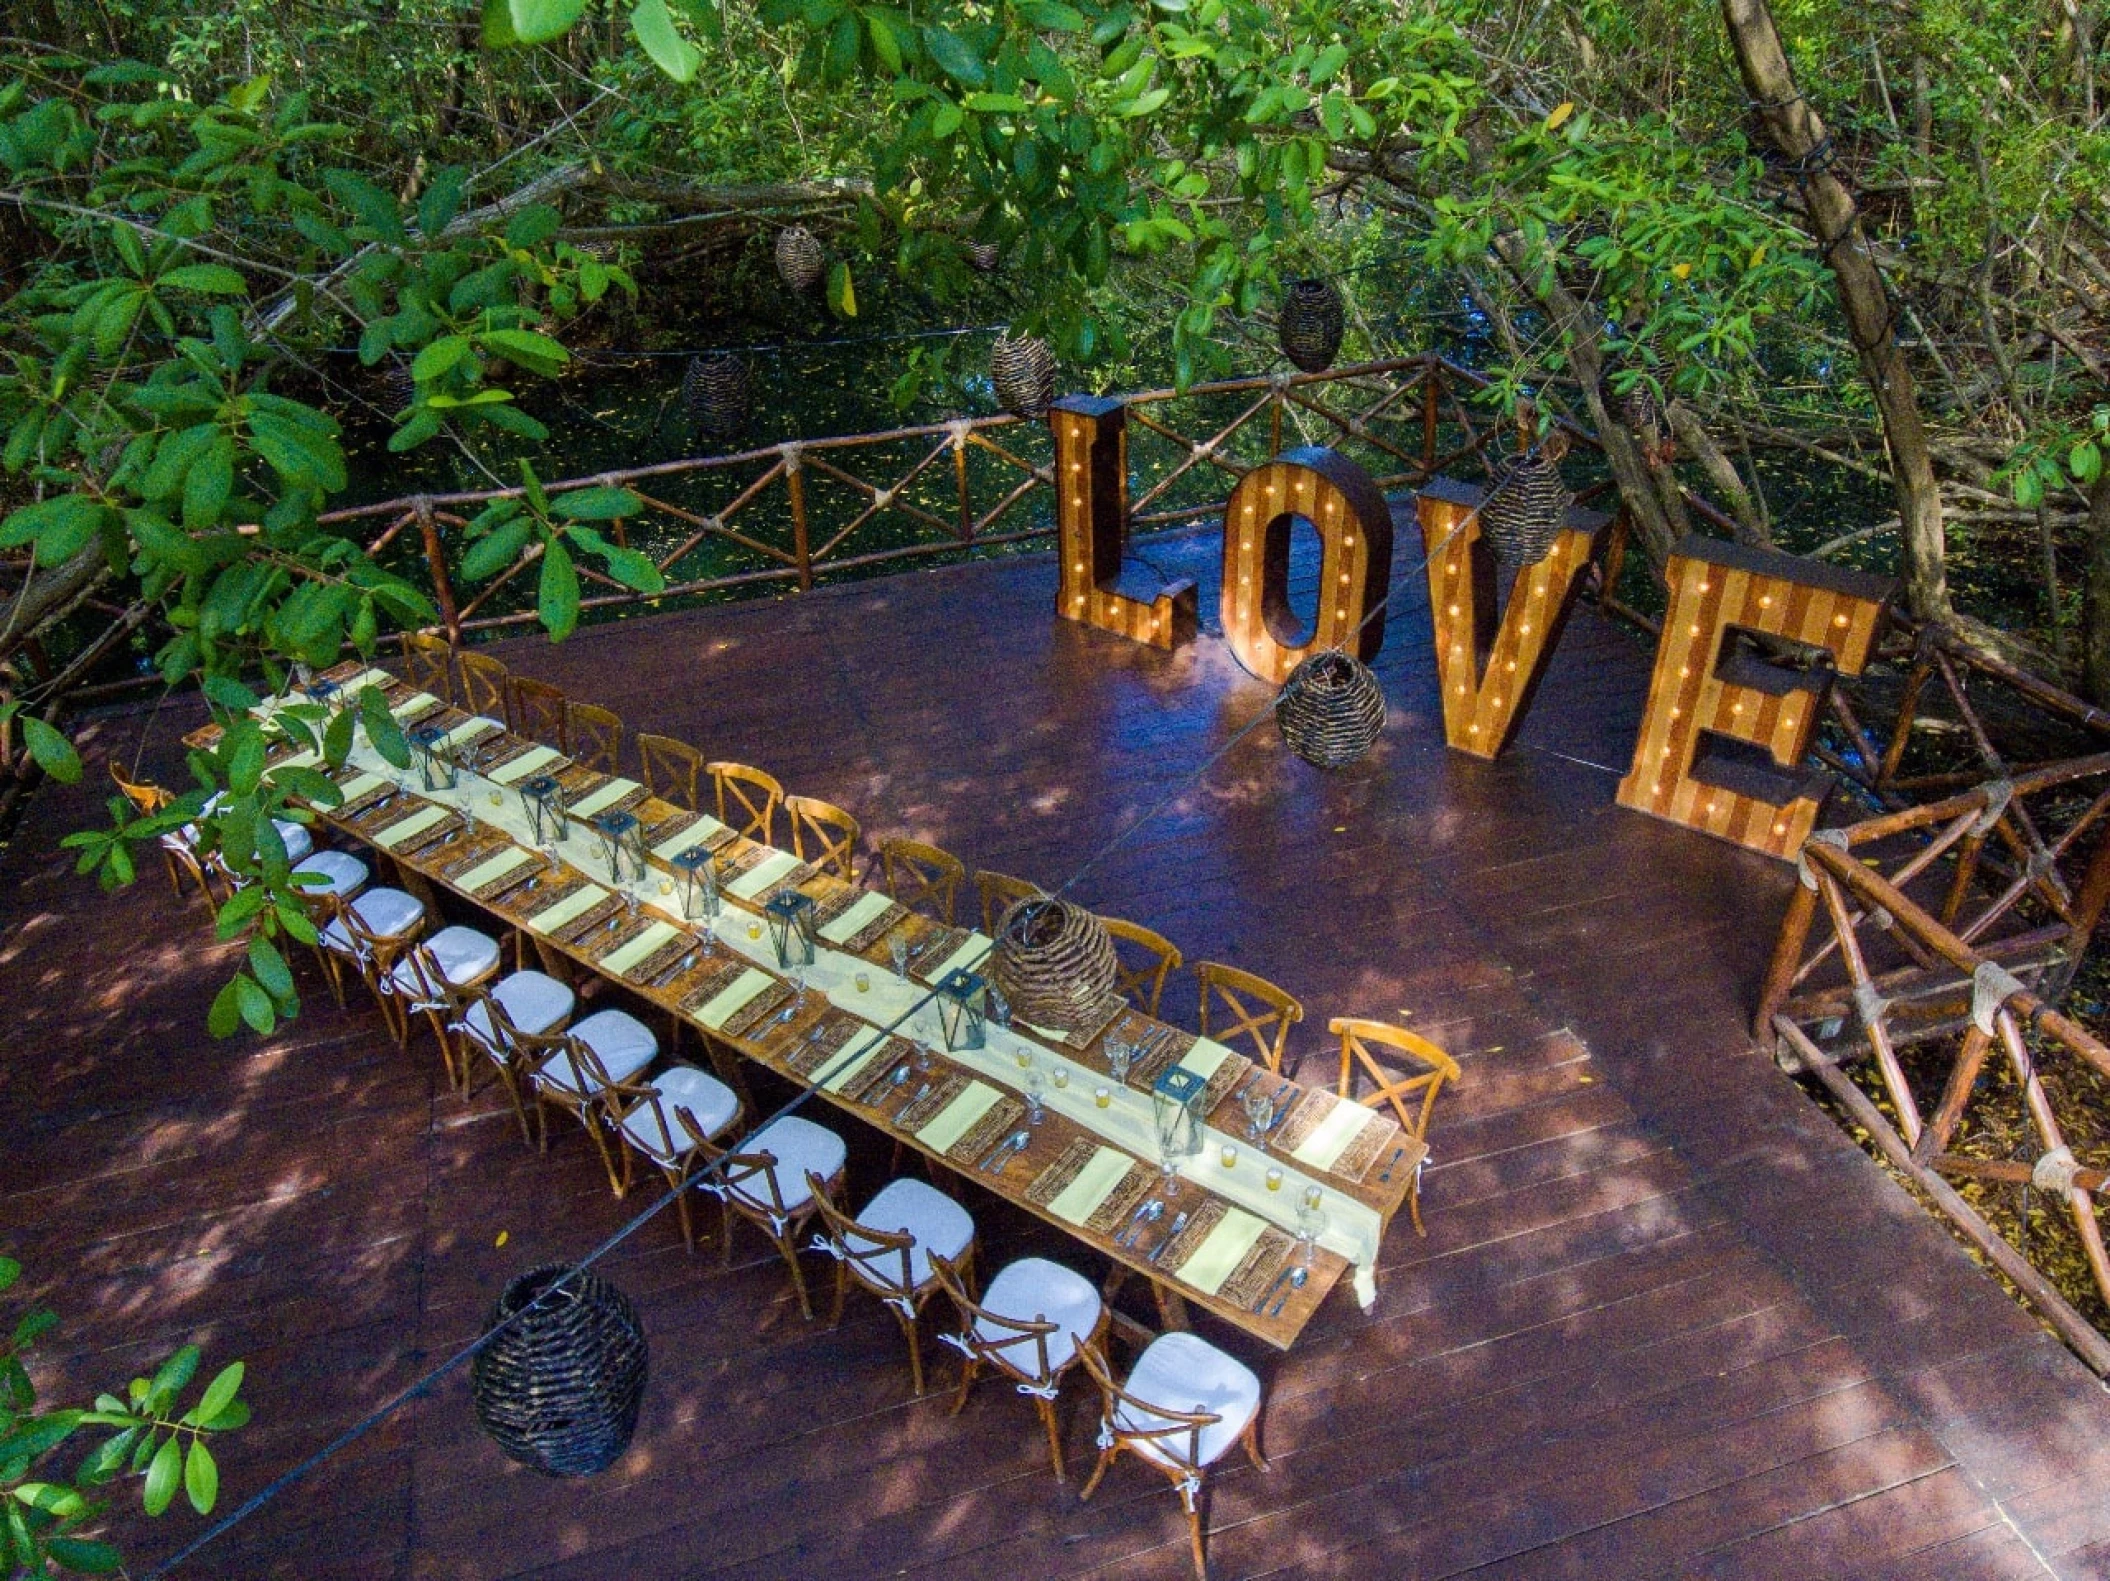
[1330,1016,1460,1235]
[805,1174,977,1396]
[566,700,623,776]
[457,649,510,721]
[385,925,503,1082]
[447,971,576,1144]
[398,631,456,705]
[689,1114,847,1320]
[786,795,860,882]
[289,849,369,1003]
[512,1008,659,1191]
[608,1062,743,1252]
[509,674,569,750]
[1193,961,1304,1075]
[974,868,1043,937]
[1102,916,1183,1020]
[1076,1333,1267,1580]
[637,733,705,810]
[878,837,965,926]
[707,760,783,845]
[931,1253,1107,1481]
[316,886,427,1033]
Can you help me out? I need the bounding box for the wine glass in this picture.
[888,933,911,980]
[1157,1133,1183,1199]
[1241,1087,1275,1143]
[1295,1186,1326,1266]
[1025,1071,1046,1127]
[1106,1036,1134,1087]
[778,963,807,1024]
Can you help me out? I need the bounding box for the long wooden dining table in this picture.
[200,657,1422,1349]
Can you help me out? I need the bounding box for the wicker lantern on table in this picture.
[1275,650,1387,769]
[990,895,1118,1033]
[471,1264,648,1477]
[775,226,826,294]
[1277,278,1345,374]
[990,332,1057,419]
[1478,433,1572,566]
[682,352,751,442]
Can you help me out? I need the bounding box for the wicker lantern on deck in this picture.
[1478,434,1572,566]
[1275,650,1387,769]
[683,352,751,442]
[990,895,1119,1033]
[471,1265,647,1478]
[1277,279,1345,374]
[990,332,1058,419]
[775,226,826,294]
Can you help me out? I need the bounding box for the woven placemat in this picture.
[1084,1165,1156,1239]
[1267,1089,1333,1156]
[677,960,748,1017]
[1219,1227,1298,1311]
[648,946,733,998]
[808,887,862,930]
[472,857,545,903]
[839,1041,914,1105]
[946,1096,1024,1166]
[1129,1031,1186,1092]
[475,738,541,777]
[1197,1053,1252,1119]
[556,765,604,799]
[551,895,626,946]
[1025,1139,1101,1206]
[1158,1198,1231,1275]
[785,1012,869,1078]
[496,870,583,919]
[1330,1109,1394,1182]
[754,861,820,906]
[624,935,697,988]
[584,912,658,968]
[642,809,701,848]
[909,926,968,984]
[895,1071,969,1132]
[719,982,793,1041]
[395,813,469,859]
[438,832,510,879]
[842,900,909,954]
[1032,994,1127,1050]
[715,844,772,885]
[331,780,394,821]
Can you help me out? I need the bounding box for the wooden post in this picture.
[1753,879,1819,1038]
[1049,396,1197,651]
[1420,358,1440,474]
[415,498,462,644]
[784,446,812,593]
[954,427,973,543]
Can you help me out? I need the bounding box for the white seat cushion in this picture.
[843,1177,976,1294]
[620,1065,739,1160]
[975,1257,1102,1379]
[293,849,367,899]
[725,1115,845,1220]
[274,818,314,865]
[538,1007,656,1096]
[321,886,423,954]
[459,970,574,1057]
[1115,1330,1261,1472]
[388,924,500,997]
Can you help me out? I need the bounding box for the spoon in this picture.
[1119,1199,1165,1248]
[980,1129,1030,1172]
[1268,1266,1309,1318]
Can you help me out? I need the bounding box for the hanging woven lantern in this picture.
[374,358,417,414]
[990,895,1118,1033]
[775,226,826,294]
[1277,279,1345,374]
[965,240,1002,274]
[990,332,1057,419]
[471,1265,648,1478]
[1275,650,1387,769]
[682,353,751,442]
[1478,437,1572,566]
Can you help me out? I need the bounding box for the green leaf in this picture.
[322,170,405,245]
[509,0,588,42]
[539,538,579,641]
[46,1538,123,1573]
[631,0,703,81]
[189,1362,245,1428]
[827,260,857,318]
[411,336,472,383]
[158,263,248,295]
[149,1345,200,1408]
[232,973,274,1034]
[478,328,569,377]
[143,1435,181,1516]
[866,12,903,70]
[416,166,467,238]
[204,674,260,713]
[568,531,666,593]
[1018,0,1086,28]
[481,0,522,44]
[359,686,410,768]
[550,486,639,521]
[224,729,265,798]
[182,438,235,530]
[208,978,242,1038]
[249,937,294,1001]
[925,27,990,87]
[0,1257,17,1293]
[461,516,534,579]
[322,700,355,767]
[184,1436,220,1513]
[964,92,1030,113]
[22,717,81,783]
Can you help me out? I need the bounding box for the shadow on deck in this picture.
[6,507,2110,1579]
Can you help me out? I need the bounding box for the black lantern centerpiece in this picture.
[408,723,459,794]
[1277,278,1345,373]
[591,810,646,886]
[673,846,719,923]
[522,774,567,849]
[990,896,1118,1033]
[764,889,817,969]
[1275,650,1387,770]
[937,967,988,1051]
[471,1264,648,1478]
[1151,1064,1209,1197]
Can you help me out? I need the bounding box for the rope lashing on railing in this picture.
[1971,960,2028,1036]
[1795,827,1851,890]
[1851,980,1891,1033]
[1970,779,2016,837]
[778,442,802,474]
[946,418,974,453]
[2033,1146,2085,1196]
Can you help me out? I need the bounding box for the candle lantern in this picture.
[764,889,817,968]
[409,723,459,793]
[673,847,719,921]
[591,810,646,885]
[937,968,988,1052]
[1151,1064,1209,1165]
[522,774,567,847]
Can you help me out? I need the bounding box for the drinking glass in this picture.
[1106,1037,1134,1087]
[1241,1087,1275,1142]
[853,970,871,994]
[1025,1072,1046,1126]
[778,964,806,1023]
[1219,1143,1238,1170]
[1264,1166,1284,1193]
[888,934,910,980]
[1093,1086,1111,1110]
[1157,1135,1182,1199]
[1050,1066,1069,1092]
[1295,1186,1326,1265]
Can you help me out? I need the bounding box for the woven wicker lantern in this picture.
[682,352,751,442]
[775,226,826,294]
[375,358,417,414]
[1478,434,1572,566]
[990,895,1118,1033]
[471,1265,647,1478]
[965,239,1002,274]
[1275,650,1386,769]
[1277,279,1345,374]
[990,332,1057,419]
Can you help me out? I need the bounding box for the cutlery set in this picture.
[978,1129,1031,1173]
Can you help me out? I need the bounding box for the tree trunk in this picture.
[1720,0,1955,624]
[1666,400,1773,546]
[2081,472,2110,703]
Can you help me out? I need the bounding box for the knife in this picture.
[1117,1198,1162,1248]
[1149,1210,1191,1267]
[1252,1264,1295,1314]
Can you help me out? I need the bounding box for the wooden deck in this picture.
[8,505,2110,1579]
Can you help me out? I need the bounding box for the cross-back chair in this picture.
[930,1253,1107,1481]
[446,971,576,1145]
[687,1114,846,1320]
[606,1062,743,1252]
[511,1008,658,1191]
[877,837,965,926]
[637,733,706,810]
[387,924,503,1083]
[706,760,783,845]
[316,886,427,1033]
[975,869,1043,938]
[566,700,624,776]
[1330,1016,1460,1235]
[289,849,369,1002]
[398,631,456,705]
[508,674,569,750]
[804,1173,977,1397]
[1102,916,1184,1020]
[1076,1333,1268,1580]
[456,649,510,721]
[786,795,861,882]
[1193,961,1304,1075]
